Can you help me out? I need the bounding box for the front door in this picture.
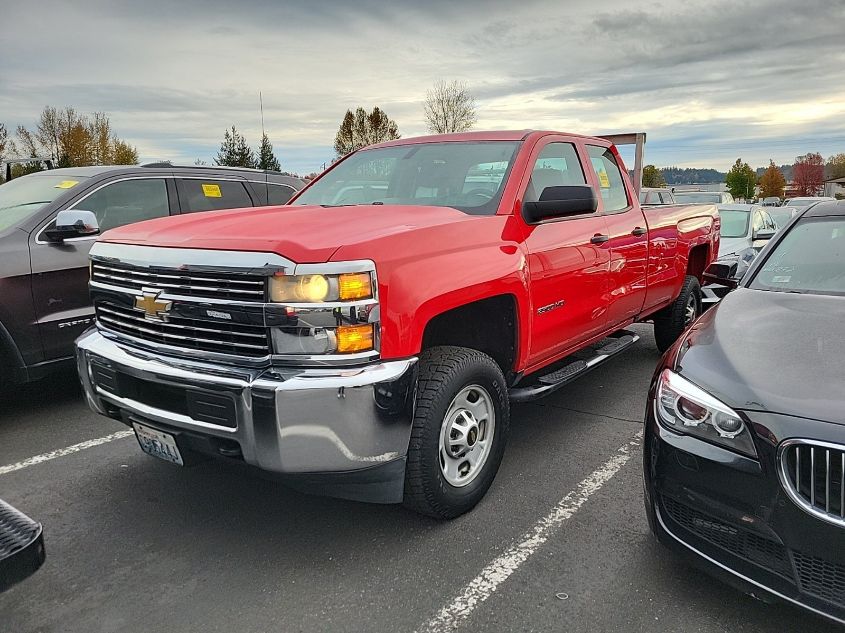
[29,177,174,361]
[521,140,610,368]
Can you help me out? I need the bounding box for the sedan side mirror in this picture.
[752,228,776,242]
[702,261,739,289]
[44,210,100,243]
[523,185,598,224]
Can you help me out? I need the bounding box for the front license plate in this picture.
[133,422,184,466]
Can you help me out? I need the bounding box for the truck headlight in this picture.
[655,369,757,458]
[269,272,373,303]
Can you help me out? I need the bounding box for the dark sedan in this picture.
[643,200,845,625]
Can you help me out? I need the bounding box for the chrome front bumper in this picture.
[76,329,417,501]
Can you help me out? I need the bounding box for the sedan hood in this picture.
[678,288,845,425]
[718,236,751,258]
[98,204,479,263]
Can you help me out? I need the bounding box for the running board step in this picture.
[508,331,640,403]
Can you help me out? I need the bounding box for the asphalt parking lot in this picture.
[0,323,840,633]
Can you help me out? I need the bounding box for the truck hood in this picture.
[98,204,480,263]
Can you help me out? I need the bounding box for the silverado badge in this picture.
[134,290,172,321]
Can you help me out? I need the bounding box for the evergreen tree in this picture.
[642,165,666,188]
[257,133,281,171]
[333,107,400,158]
[215,126,257,168]
[725,158,757,201]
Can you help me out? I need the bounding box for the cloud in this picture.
[2,0,844,173]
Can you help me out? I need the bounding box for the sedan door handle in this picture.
[631,227,647,236]
[590,234,610,245]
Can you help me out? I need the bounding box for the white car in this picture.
[702,204,777,305]
[783,196,836,207]
[674,191,735,205]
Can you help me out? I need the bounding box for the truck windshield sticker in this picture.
[54,180,79,189]
[590,158,611,187]
[202,183,222,198]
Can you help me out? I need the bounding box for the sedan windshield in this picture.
[751,218,845,295]
[0,174,88,231]
[719,209,750,238]
[675,192,720,204]
[766,207,794,228]
[292,141,520,215]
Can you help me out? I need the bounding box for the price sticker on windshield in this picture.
[201,183,222,198]
[55,180,79,189]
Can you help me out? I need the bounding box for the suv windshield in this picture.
[750,217,845,295]
[719,209,750,238]
[0,174,89,231]
[292,141,520,215]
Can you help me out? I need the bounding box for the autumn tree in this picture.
[112,139,139,165]
[423,80,477,134]
[826,153,845,181]
[215,126,257,168]
[725,158,757,200]
[257,133,281,171]
[793,152,825,196]
[333,107,400,157]
[758,161,786,199]
[641,165,666,188]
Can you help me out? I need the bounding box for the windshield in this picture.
[719,209,750,238]
[293,141,520,215]
[750,218,845,295]
[0,174,88,231]
[766,208,793,228]
[675,192,720,204]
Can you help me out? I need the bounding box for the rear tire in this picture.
[403,346,509,519]
[653,275,701,353]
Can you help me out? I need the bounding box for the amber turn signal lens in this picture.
[336,324,374,353]
[338,273,373,301]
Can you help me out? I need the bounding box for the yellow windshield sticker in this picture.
[202,183,222,198]
[598,170,611,188]
[55,180,79,189]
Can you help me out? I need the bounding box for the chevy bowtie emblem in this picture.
[134,290,172,321]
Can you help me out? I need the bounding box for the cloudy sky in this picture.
[2,0,844,175]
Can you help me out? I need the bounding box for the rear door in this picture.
[29,176,175,360]
[585,144,649,327]
[174,177,255,213]
[522,139,611,368]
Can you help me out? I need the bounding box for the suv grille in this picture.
[92,261,266,302]
[95,302,270,357]
[779,440,845,528]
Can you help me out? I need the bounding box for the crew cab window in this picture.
[72,178,169,231]
[176,179,253,213]
[268,184,296,205]
[586,145,629,212]
[523,143,586,203]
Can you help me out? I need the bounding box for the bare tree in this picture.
[423,80,477,134]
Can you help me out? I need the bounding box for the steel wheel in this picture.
[438,384,496,487]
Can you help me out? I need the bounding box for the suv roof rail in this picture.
[140,162,296,177]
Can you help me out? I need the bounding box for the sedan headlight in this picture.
[655,369,757,457]
[269,272,373,303]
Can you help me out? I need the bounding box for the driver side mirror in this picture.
[523,185,598,224]
[44,210,100,243]
[702,261,739,289]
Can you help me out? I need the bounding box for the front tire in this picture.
[653,275,701,353]
[403,346,509,519]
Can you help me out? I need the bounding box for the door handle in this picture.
[631,227,647,236]
[590,234,610,245]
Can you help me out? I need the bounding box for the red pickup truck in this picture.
[75,130,719,518]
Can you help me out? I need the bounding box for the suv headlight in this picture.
[267,265,378,358]
[655,369,757,458]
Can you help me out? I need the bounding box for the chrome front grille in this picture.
[779,439,845,528]
[95,301,270,357]
[91,261,266,302]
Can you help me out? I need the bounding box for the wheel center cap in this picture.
[467,426,478,446]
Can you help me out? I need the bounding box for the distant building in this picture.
[824,177,845,199]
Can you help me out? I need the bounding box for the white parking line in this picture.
[0,430,134,476]
[417,430,643,633]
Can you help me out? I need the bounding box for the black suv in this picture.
[0,164,303,386]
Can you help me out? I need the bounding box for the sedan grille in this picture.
[779,439,845,528]
[91,261,266,302]
[95,301,270,357]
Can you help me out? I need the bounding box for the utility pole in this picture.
[259,91,265,138]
